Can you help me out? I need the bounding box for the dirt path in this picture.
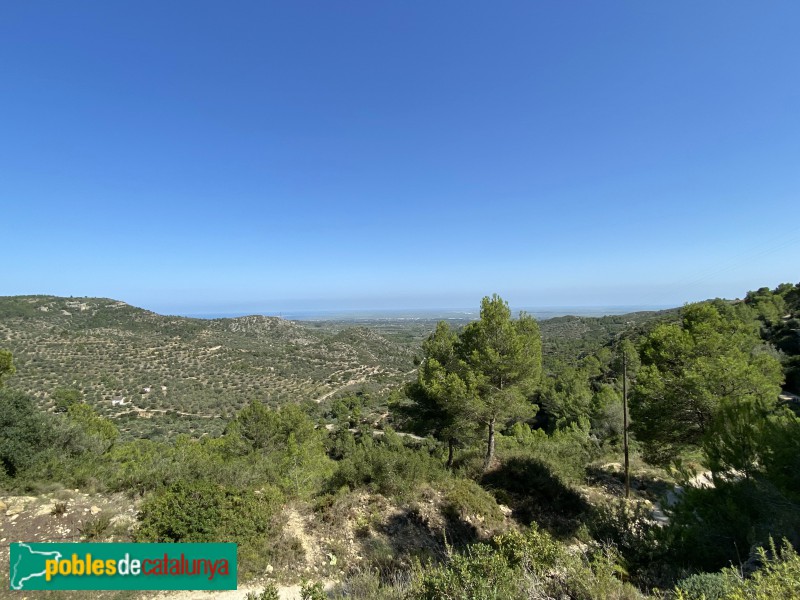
[151,507,335,600]
[112,404,221,419]
[283,506,322,568]
[314,367,380,403]
[651,470,714,525]
[148,584,304,600]
[146,506,330,600]
[322,423,425,442]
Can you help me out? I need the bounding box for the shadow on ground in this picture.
[481,456,589,537]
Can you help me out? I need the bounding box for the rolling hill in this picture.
[0,296,417,439]
[0,295,681,440]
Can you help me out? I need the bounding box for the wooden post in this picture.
[623,350,630,499]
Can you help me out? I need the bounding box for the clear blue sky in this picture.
[2,2,798,315]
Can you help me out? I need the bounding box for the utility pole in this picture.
[623,350,630,499]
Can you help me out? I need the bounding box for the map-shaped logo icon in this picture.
[10,543,63,590]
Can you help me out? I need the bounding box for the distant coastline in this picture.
[182,305,674,322]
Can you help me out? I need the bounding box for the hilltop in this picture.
[538,308,681,366]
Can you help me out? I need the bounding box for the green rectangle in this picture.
[10,542,237,590]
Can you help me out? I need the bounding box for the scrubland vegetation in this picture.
[1,282,799,598]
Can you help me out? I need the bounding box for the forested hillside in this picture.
[1,284,799,599]
[0,296,415,439]
[0,295,676,441]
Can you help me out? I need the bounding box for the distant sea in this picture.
[183,305,673,322]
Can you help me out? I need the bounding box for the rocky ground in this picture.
[0,485,508,600]
[1,490,138,599]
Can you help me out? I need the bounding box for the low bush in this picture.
[668,479,800,572]
[676,571,735,600]
[245,584,280,600]
[675,539,800,600]
[481,456,588,530]
[136,480,284,578]
[441,478,504,529]
[300,580,326,600]
[329,568,407,600]
[588,498,669,587]
[498,420,600,484]
[79,513,112,541]
[328,433,447,499]
[408,524,641,600]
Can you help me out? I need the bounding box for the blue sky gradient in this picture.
[2,2,798,314]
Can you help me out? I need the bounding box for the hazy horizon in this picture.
[2,274,789,320]
[176,304,675,322]
[0,285,772,320]
[113,279,775,318]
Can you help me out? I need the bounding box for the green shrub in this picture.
[300,580,326,600]
[79,513,112,541]
[668,479,800,572]
[588,498,667,585]
[492,524,564,574]
[245,584,280,600]
[410,542,520,600]
[676,571,735,600]
[441,478,503,528]
[675,539,800,599]
[137,480,224,542]
[329,568,406,600]
[329,435,447,499]
[481,456,588,527]
[0,389,50,477]
[359,536,397,573]
[727,539,800,600]
[498,421,599,484]
[407,524,642,600]
[136,480,284,578]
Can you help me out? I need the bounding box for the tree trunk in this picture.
[484,419,496,471]
[446,438,455,469]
